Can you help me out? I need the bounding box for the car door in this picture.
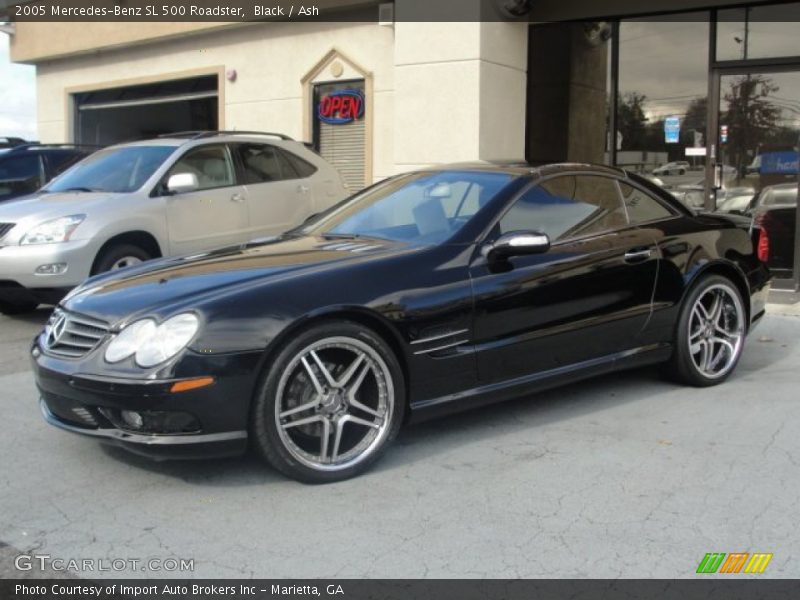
[233,143,312,240]
[162,144,249,254]
[469,173,659,385]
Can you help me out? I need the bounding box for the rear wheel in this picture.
[92,243,151,275]
[667,275,746,386]
[251,321,405,483]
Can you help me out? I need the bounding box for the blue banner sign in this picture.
[664,117,681,144]
[760,151,799,175]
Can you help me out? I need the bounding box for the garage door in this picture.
[74,75,218,146]
[313,80,366,192]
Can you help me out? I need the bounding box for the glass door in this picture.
[709,66,800,287]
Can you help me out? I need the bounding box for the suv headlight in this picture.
[21,215,85,245]
[105,313,199,368]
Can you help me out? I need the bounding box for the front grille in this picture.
[43,308,110,359]
[0,222,14,241]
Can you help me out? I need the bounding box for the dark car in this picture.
[750,183,797,278]
[0,144,96,203]
[31,163,770,483]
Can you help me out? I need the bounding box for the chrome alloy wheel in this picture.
[687,283,745,380]
[110,256,143,270]
[274,336,394,472]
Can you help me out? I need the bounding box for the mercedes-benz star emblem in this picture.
[47,313,68,349]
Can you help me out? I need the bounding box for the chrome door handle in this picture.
[231,193,245,203]
[297,185,310,194]
[624,248,652,263]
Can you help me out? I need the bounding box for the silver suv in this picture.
[0,131,349,314]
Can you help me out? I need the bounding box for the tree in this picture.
[722,75,782,174]
[617,92,649,151]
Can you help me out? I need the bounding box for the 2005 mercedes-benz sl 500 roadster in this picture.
[33,163,770,482]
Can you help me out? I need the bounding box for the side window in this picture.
[499,175,628,241]
[170,145,235,191]
[282,150,318,178]
[619,182,674,224]
[0,154,43,182]
[235,143,289,184]
[274,149,300,180]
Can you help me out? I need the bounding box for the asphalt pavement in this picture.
[1,303,798,579]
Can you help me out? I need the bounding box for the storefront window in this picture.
[717,3,800,61]
[615,14,710,183]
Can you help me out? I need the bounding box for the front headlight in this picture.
[104,313,199,368]
[21,214,85,245]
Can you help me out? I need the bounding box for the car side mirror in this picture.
[167,173,199,194]
[487,231,550,261]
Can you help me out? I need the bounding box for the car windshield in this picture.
[45,145,176,194]
[299,171,515,244]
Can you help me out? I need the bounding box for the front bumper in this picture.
[32,344,262,460]
[0,238,95,302]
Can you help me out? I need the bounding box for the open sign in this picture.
[318,89,365,125]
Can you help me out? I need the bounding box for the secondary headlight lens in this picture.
[104,319,157,363]
[21,214,85,245]
[135,314,200,368]
[104,313,199,367]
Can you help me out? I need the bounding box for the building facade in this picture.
[5,0,800,283]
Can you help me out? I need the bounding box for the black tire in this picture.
[92,244,152,275]
[0,300,39,315]
[251,320,405,483]
[679,169,686,175]
[666,274,746,387]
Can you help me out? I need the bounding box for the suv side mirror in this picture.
[167,173,199,194]
[487,231,550,260]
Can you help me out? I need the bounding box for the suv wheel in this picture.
[93,244,152,275]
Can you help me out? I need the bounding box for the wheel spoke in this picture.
[708,291,724,324]
[310,350,337,388]
[282,414,323,430]
[699,341,712,372]
[346,415,381,430]
[690,339,706,356]
[712,335,736,356]
[300,356,325,396]
[336,352,366,388]
[319,418,331,463]
[346,363,371,401]
[331,418,345,461]
[350,398,385,419]
[279,399,319,419]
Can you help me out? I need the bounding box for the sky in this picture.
[0,34,37,140]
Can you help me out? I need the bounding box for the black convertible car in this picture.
[32,163,770,482]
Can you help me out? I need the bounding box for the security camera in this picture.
[495,0,534,18]
[583,22,612,47]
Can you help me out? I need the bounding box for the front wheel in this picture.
[667,275,746,387]
[251,321,405,483]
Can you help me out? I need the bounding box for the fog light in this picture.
[35,263,67,275]
[120,410,144,430]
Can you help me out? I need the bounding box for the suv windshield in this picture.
[46,146,176,194]
[300,171,514,244]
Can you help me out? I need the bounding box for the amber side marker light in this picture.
[170,377,215,393]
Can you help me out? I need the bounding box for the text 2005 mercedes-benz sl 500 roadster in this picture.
[33,163,770,482]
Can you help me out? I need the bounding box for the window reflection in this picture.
[717,4,800,61]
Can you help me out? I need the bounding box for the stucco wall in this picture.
[34,21,397,182]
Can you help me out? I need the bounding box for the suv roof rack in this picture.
[0,137,33,147]
[4,143,101,155]
[157,130,294,141]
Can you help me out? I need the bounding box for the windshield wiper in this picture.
[59,187,101,193]
[321,233,361,240]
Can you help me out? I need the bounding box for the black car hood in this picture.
[63,235,413,324]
